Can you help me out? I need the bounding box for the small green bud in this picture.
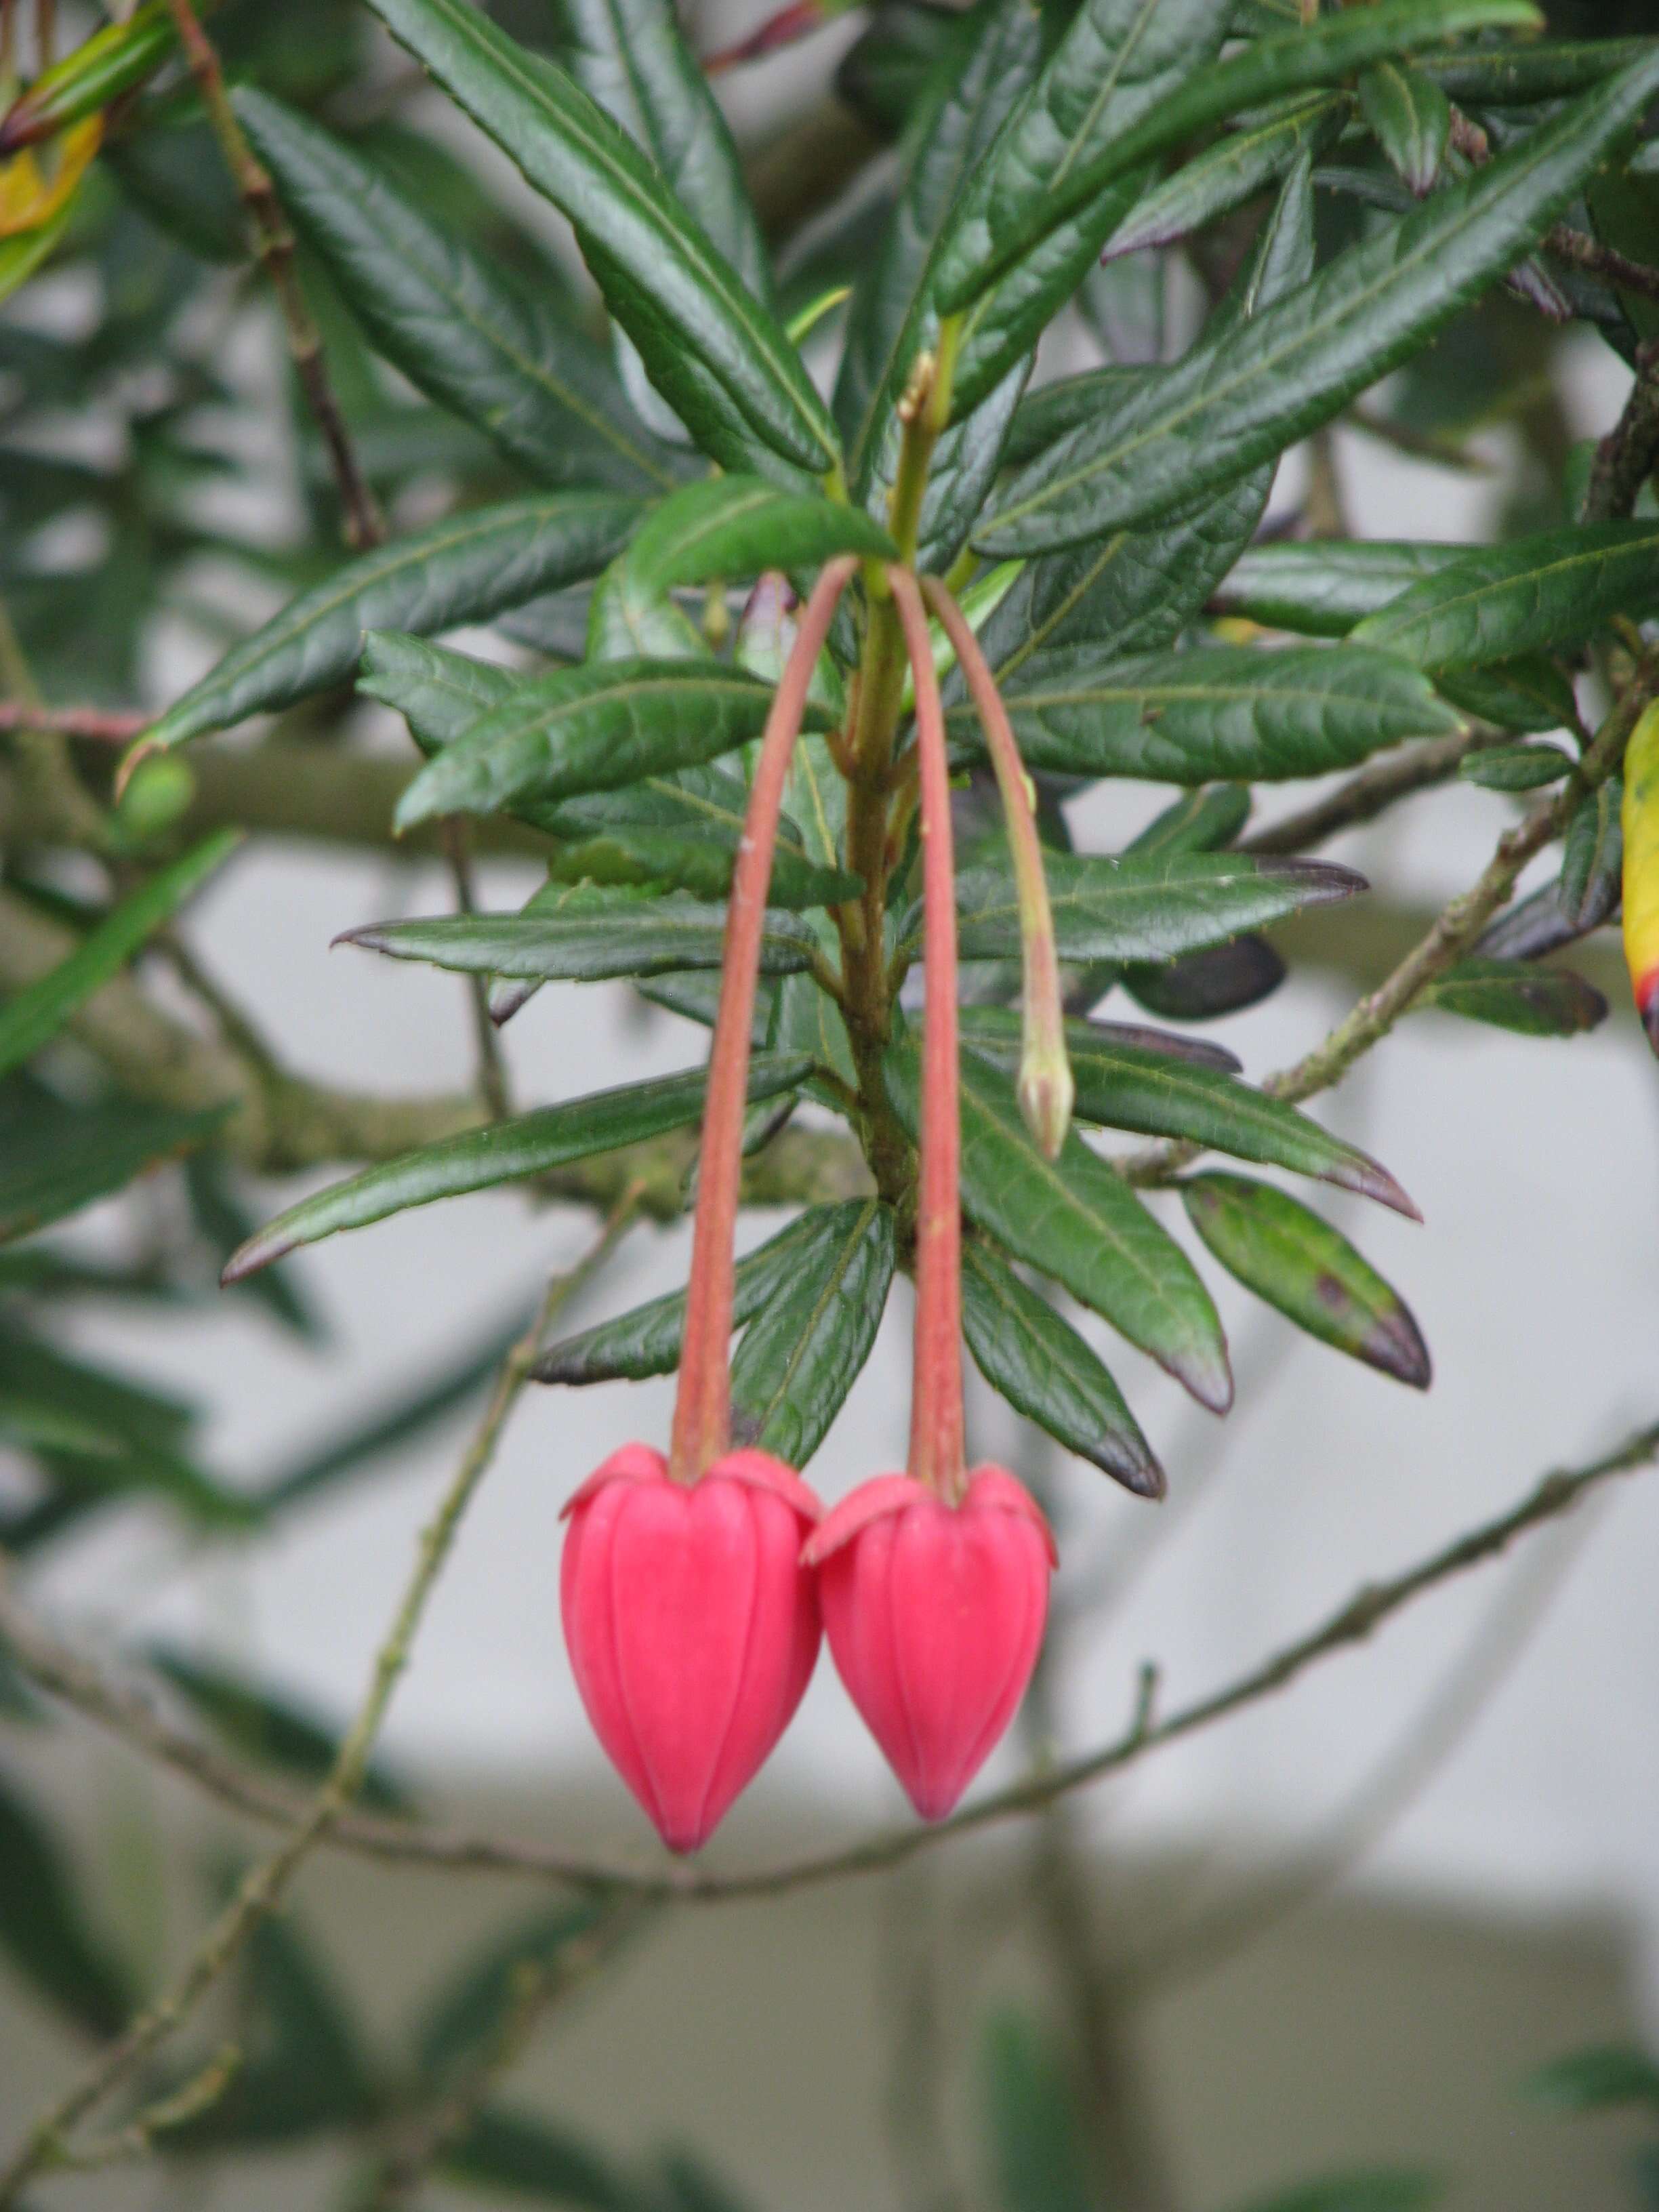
[115,754,196,846]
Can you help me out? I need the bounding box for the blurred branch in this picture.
[0,703,148,743]
[0,1214,630,2203]
[161,0,382,550]
[1240,727,1496,855]
[1584,337,1659,523]
[5,1409,1654,1904]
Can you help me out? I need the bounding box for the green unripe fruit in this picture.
[115,754,197,846]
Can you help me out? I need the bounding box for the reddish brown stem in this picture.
[668,557,858,1484]
[922,577,1072,1160]
[889,568,966,1504]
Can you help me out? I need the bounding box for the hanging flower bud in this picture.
[560,559,857,1853]
[808,569,1055,1820]
[804,1469,1054,1820]
[1622,700,1659,1057]
[562,1445,823,1853]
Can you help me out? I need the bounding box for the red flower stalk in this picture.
[560,556,857,1853]
[805,566,1055,1823]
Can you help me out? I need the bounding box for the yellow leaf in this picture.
[0,113,102,238]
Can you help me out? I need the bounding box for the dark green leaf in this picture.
[889,1040,1232,1410]
[416,1902,611,2080]
[148,1647,410,1809]
[536,1204,866,1382]
[1523,2045,1659,2114]
[1420,956,1607,1036]
[1457,742,1572,790]
[1103,91,1345,261]
[552,0,771,300]
[1350,520,1659,674]
[938,0,1541,321]
[1181,1172,1429,1386]
[360,628,516,752]
[961,1239,1161,1496]
[1124,783,1252,857]
[1358,61,1450,196]
[1124,935,1287,1020]
[1435,658,1578,737]
[222,1053,812,1278]
[148,495,641,750]
[981,2007,1092,2212]
[978,51,1659,552]
[835,0,1044,571]
[1211,539,1473,637]
[363,0,838,480]
[1559,779,1622,932]
[949,848,1364,966]
[394,660,817,831]
[0,1096,231,1245]
[953,644,1456,782]
[0,1765,130,2038]
[943,0,1235,418]
[626,475,894,592]
[975,470,1275,691]
[959,1005,1415,1214]
[444,2104,634,2207]
[0,832,240,1080]
[340,892,820,985]
[729,1200,895,1465]
[586,558,708,661]
[1421,37,1652,106]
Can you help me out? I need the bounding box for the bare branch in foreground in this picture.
[3,1416,1654,1909]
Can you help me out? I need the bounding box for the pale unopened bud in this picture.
[1019,1036,1075,1160]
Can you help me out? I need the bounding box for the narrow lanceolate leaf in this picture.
[1210,539,1473,636]
[147,495,640,751]
[1182,1172,1430,1387]
[1349,520,1659,674]
[979,50,1659,552]
[0,832,239,1079]
[945,0,1235,417]
[730,1200,896,1465]
[950,644,1457,783]
[949,848,1364,966]
[1436,657,1578,736]
[1101,91,1345,262]
[1421,37,1654,106]
[981,478,1275,708]
[0,1102,230,1244]
[535,1206,851,1383]
[445,2107,634,2209]
[0,1771,131,2039]
[1358,60,1450,195]
[552,0,772,300]
[888,1040,1232,1412]
[1420,957,1608,1036]
[960,1239,1162,1496]
[625,476,894,594]
[232,91,681,497]
[394,661,817,831]
[937,0,1542,319]
[362,0,838,480]
[338,893,820,984]
[961,1003,1242,1073]
[222,1054,812,1279]
[960,1012,1415,1214]
[1559,779,1622,933]
[834,0,1042,515]
[1458,741,1572,791]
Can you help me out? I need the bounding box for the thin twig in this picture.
[0,1204,636,2203]
[0,703,149,743]
[5,1413,1654,1906]
[1122,651,1658,1189]
[162,0,382,550]
[1239,728,1496,856]
[1583,337,1659,524]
